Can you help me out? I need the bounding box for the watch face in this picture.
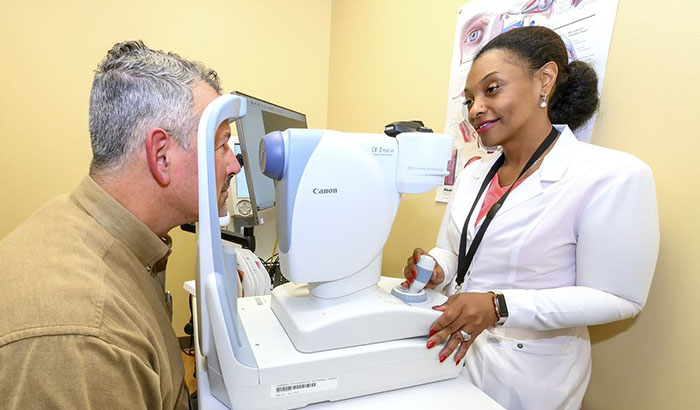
[495,293,508,317]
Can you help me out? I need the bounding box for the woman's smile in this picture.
[475,119,499,134]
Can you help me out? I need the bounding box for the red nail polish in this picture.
[414,255,418,263]
[427,340,435,349]
[439,354,447,363]
[455,359,461,366]
[408,277,414,284]
[412,269,417,278]
[429,329,437,337]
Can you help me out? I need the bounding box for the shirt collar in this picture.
[70,176,171,270]
[538,124,578,182]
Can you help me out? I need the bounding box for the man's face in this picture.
[180,82,241,221]
[213,120,240,216]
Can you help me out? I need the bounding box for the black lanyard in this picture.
[454,126,559,293]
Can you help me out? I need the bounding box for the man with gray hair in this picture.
[0,40,240,409]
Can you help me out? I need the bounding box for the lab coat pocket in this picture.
[481,336,580,410]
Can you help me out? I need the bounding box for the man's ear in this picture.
[144,128,171,187]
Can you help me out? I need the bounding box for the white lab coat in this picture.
[429,125,659,410]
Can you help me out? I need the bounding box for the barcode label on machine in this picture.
[271,377,339,398]
[277,382,316,393]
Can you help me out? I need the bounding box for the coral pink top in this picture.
[475,172,525,226]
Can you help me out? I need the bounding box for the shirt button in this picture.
[517,343,523,349]
[146,266,152,272]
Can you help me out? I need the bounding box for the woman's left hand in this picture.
[426,292,499,365]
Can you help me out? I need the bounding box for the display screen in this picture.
[234,92,307,223]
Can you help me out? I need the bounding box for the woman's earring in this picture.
[540,93,547,108]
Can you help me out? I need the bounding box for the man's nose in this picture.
[228,149,242,175]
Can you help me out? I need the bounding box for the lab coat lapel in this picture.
[495,125,577,217]
[496,174,543,216]
[463,154,501,239]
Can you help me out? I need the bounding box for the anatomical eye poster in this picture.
[436,0,618,203]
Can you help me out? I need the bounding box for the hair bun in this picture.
[549,60,599,130]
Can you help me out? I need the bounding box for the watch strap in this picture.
[489,291,508,325]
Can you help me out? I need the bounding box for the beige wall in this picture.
[327,0,700,408]
[583,0,700,407]
[0,0,332,339]
[2,0,699,407]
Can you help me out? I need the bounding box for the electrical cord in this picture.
[261,253,286,288]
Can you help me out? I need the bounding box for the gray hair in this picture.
[88,40,222,175]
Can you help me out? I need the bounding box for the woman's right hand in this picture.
[402,248,445,289]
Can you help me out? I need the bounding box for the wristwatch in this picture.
[489,291,509,326]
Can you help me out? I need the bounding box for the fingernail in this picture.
[455,359,461,366]
[412,269,417,278]
[439,354,447,363]
[408,277,414,284]
[414,255,418,263]
[429,329,437,337]
[427,340,435,349]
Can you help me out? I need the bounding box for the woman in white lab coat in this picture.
[403,26,659,410]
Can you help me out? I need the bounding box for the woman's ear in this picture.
[538,61,559,98]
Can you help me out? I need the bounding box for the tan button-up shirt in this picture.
[0,176,189,410]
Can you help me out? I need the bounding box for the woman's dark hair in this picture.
[474,26,599,130]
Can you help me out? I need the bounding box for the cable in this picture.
[271,238,278,262]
